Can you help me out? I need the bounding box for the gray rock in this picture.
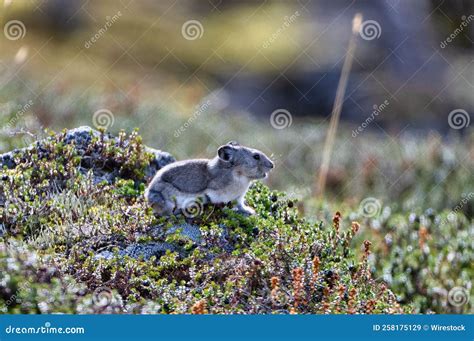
[155,223,202,244]
[95,242,177,261]
[63,126,100,146]
[144,146,175,181]
[95,222,234,261]
[0,126,175,182]
[0,152,15,169]
[95,223,203,261]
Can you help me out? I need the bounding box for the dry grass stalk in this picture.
[315,13,363,197]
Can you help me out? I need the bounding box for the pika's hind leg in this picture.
[145,183,175,216]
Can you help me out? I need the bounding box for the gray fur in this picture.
[145,142,274,216]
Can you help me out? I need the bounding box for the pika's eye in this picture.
[253,154,260,160]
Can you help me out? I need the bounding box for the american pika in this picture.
[145,141,274,216]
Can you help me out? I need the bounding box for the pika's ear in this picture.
[227,141,239,146]
[218,145,235,162]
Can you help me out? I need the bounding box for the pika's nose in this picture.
[266,160,274,169]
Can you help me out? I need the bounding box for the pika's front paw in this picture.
[235,204,255,216]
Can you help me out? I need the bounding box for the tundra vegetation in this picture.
[0,2,472,315]
[0,105,472,313]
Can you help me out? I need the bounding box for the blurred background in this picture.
[0,0,473,209]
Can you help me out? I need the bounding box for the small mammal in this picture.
[145,141,274,216]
